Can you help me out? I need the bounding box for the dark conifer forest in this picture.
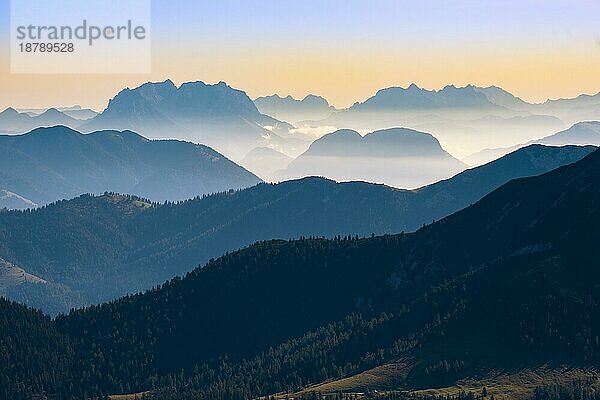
[1,149,599,400]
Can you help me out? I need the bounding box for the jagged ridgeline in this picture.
[1,148,599,399]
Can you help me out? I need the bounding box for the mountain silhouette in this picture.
[315,84,567,157]
[81,80,309,160]
[473,85,533,110]
[254,94,336,124]
[538,121,600,145]
[17,105,98,121]
[0,107,84,133]
[536,91,600,125]
[0,144,592,313]
[465,121,600,166]
[277,127,467,188]
[350,84,497,111]
[2,147,599,399]
[0,126,261,208]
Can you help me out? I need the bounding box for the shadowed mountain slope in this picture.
[2,147,599,399]
[0,126,261,208]
[0,145,592,314]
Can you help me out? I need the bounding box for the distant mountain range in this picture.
[80,80,310,160]
[538,120,600,145]
[473,85,533,110]
[350,83,498,111]
[537,91,600,126]
[68,80,599,162]
[17,105,98,120]
[0,126,261,209]
[3,145,599,400]
[0,107,84,133]
[316,84,571,157]
[254,94,336,124]
[0,144,592,314]
[277,127,467,188]
[465,121,600,166]
[239,146,293,181]
[5,82,600,163]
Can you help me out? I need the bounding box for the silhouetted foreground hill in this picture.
[1,148,599,399]
[0,145,593,314]
[0,126,261,209]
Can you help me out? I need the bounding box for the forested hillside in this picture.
[1,148,599,400]
[0,145,592,314]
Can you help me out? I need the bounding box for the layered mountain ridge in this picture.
[0,144,593,314]
[1,146,599,400]
[277,127,467,188]
[0,126,261,208]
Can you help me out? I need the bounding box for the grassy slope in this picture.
[289,365,600,400]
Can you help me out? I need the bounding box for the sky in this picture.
[1,0,600,110]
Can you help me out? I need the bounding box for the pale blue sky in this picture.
[1,0,600,109]
[152,0,599,44]
[1,1,598,51]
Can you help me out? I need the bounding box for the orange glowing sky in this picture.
[1,0,600,111]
